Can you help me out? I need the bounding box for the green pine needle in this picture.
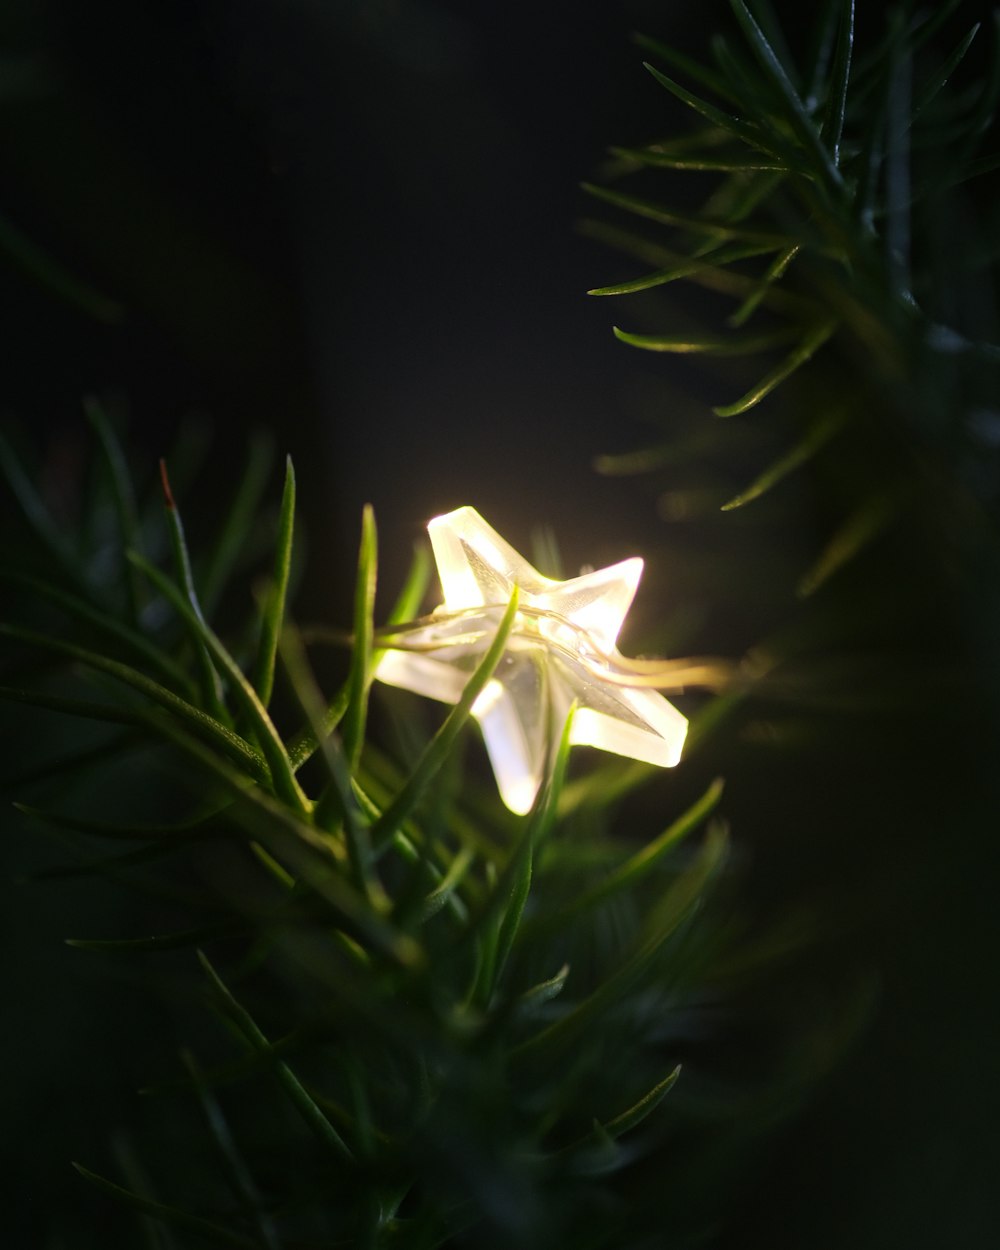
[342,503,378,770]
[158,460,229,721]
[251,455,296,709]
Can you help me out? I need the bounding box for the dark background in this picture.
[3,0,721,600]
[2,1,999,1246]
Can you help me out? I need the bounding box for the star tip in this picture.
[429,503,477,524]
[500,779,540,816]
[622,554,645,583]
[158,458,176,510]
[427,505,468,531]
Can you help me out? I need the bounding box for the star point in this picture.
[376,507,688,814]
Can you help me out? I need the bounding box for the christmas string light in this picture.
[375,506,693,814]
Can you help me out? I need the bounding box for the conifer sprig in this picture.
[2,419,731,1248]
[586,0,999,589]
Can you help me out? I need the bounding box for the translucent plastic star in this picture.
[375,506,688,814]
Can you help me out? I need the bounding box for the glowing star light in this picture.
[375,507,688,815]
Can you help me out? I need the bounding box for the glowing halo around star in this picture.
[375,506,688,815]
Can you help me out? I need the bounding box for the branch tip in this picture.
[158,458,176,510]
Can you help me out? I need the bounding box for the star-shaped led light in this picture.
[375,507,688,814]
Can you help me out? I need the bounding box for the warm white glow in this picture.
[471,678,505,718]
[375,506,688,813]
